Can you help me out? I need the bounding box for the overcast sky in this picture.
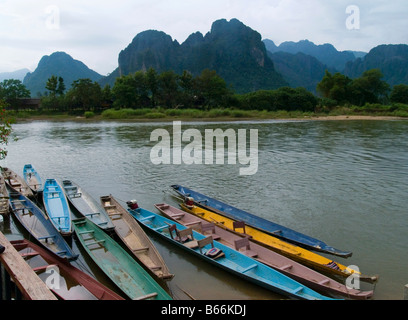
[1,0,407,75]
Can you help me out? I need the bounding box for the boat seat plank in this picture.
[78,230,95,235]
[134,292,158,300]
[280,264,293,271]
[241,264,258,273]
[291,286,304,294]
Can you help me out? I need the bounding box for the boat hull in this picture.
[23,164,43,193]
[129,206,335,300]
[100,195,174,281]
[2,167,34,198]
[11,239,125,300]
[171,184,352,258]
[179,202,378,283]
[63,180,114,231]
[73,217,172,300]
[43,179,73,236]
[155,203,373,300]
[7,186,78,261]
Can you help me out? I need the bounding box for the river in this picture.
[1,119,407,300]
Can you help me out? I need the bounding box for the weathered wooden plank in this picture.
[0,232,57,300]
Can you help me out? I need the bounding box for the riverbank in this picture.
[10,110,408,123]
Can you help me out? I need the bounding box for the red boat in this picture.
[11,239,125,300]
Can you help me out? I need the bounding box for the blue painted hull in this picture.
[7,186,78,261]
[171,185,352,258]
[129,207,335,300]
[43,179,73,236]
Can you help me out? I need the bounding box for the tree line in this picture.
[1,67,408,114]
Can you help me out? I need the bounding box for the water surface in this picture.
[1,119,407,300]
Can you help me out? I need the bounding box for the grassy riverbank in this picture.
[9,104,408,123]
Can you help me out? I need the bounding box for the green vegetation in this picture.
[2,67,408,121]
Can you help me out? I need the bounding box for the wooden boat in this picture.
[179,202,378,283]
[2,167,34,198]
[155,203,374,300]
[11,239,125,300]
[100,195,174,281]
[43,179,73,236]
[63,180,114,231]
[0,174,9,216]
[7,185,78,261]
[129,206,335,300]
[171,185,352,258]
[72,217,172,300]
[23,164,43,193]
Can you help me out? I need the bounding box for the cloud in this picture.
[0,0,407,75]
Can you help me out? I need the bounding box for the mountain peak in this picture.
[23,51,102,97]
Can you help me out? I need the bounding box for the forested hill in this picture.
[23,52,102,97]
[344,44,408,87]
[105,18,288,93]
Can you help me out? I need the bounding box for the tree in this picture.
[316,70,352,105]
[45,75,58,97]
[0,99,13,160]
[0,79,31,108]
[65,78,102,111]
[57,77,66,96]
[156,70,180,108]
[349,69,390,105]
[194,69,231,108]
[390,84,408,104]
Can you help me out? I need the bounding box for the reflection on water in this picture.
[2,119,408,300]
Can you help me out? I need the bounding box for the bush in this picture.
[84,111,95,118]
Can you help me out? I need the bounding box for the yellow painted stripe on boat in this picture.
[180,204,360,277]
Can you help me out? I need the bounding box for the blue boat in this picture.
[129,206,335,300]
[7,185,78,261]
[171,185,352,258]
[43,179,73,236]
[23,164,43,193]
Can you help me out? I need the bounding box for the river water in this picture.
[1,119,407,300]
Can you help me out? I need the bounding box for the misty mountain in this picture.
[0,68,30,82]
[105,18,287,93]
[344,44,408,86]
[267,51,335,93]
[23,52,102,97]
[264,39,363,72]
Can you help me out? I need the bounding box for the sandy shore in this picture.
[15,114,407,123]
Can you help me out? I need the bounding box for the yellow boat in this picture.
[180,203,378,283]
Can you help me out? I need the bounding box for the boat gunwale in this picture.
[130,207,335,301]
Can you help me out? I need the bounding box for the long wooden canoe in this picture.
[129,206,335,300]
[171,185,352,258]
[179,202,378,283]
[155,203,374,300]
[63,180,114,231]
[100,195,174,281]
[0,174,9,216]
[7,186,78,261]
[72,217,172,300]
[43,179,73,236]
[11,239,125,300]
[2,167,34,198]
[23,164,43,193]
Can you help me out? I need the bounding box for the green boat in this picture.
[72,217,172,300]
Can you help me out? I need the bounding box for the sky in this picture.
[1,0,407,76]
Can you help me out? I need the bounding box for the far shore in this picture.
[13,113,407,123]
